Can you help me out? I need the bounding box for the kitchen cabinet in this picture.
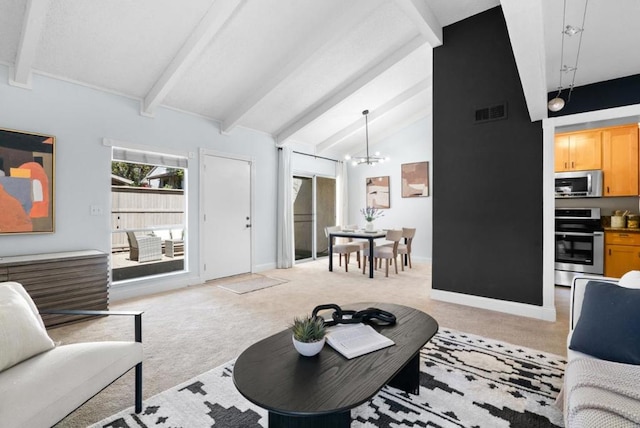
[554,130,602,172]
[605,231,640,278]
[602,124,639,196]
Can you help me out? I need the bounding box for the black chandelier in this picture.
[345,110,389,166]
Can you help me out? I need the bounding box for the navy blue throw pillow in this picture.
[569,281,640,365]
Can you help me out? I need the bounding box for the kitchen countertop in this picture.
[604,227,640,233]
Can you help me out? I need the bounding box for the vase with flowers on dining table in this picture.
[360,206,384,231]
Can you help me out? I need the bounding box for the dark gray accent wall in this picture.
[548,74,640,117]
[432,7,543,305]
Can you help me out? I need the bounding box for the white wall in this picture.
[346,116,432,262]
[0,65,278,299]
[0,64,433,300]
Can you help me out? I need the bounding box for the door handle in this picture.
[246,224,251,228]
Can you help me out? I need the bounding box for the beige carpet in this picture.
[49,259,570,427]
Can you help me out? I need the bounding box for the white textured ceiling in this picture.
[1,0,639,156]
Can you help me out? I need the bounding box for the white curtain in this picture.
[276,146,294,268]
[336,161,348,226]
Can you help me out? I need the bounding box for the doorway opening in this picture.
[293,175,336,261]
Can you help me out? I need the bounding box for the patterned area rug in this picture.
[91,328,566,427]
[216,274,288,294]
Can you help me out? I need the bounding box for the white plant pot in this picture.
[292,336,325,357]
[365,221,374,231]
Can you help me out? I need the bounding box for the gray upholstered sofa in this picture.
[0,281,143,428]
[561,274,640,427]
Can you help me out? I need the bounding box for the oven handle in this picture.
[555,231,603,237]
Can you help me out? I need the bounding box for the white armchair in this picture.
[0,281,143,428]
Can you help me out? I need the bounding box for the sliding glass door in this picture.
[315,177,336,258]
[293,175,335,261]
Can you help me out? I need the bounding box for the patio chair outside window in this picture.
[126,232,162,263]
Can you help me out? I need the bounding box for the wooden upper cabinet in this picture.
[554,135,571,172]
[602,124,640,196]
[554,130,602,172]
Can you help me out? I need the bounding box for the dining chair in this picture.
[325,226,361,272]
[362,229,403,277]
[345,224,370,265]
[399,227,416,269]
[389,227,416,270]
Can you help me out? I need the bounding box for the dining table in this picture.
[328,229,387,278]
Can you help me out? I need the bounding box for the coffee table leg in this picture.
[269,410,350,427]
[388,352,420,394]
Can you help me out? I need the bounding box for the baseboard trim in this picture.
[254,262,277,272]
[110,272,196,302]
[430,289,556,321]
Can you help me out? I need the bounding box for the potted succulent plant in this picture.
[291,315,326,357]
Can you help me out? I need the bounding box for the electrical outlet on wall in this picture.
[90,205,103,216]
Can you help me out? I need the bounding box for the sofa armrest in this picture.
[40,309,143,342]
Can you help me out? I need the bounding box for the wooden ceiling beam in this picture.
[221,0,383,134]
[275,35,428,145]
[141,0,245,117]
[500,0,548,122]
[393,0,443,48]
[340,106,431,158]
[317,79,431,154]
[10,0,51,89]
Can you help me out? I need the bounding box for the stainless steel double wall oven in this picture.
[555,208,604,286]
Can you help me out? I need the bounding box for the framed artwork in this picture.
[0,128,55,234]
[366,176,390,208]
[401,161,429,197]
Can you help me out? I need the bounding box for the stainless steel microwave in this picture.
[555,170,603,198]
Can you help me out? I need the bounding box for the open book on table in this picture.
[325,323,395,359]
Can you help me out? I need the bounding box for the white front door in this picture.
[202,154,252,280]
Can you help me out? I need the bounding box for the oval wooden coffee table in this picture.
[233,303,438,427]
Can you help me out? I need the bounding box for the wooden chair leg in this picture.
[408,253,412,268]
[345,253,349,272]
[356,251,361,268]
[400,254,404,271]
[339,254,342,266]
[362,256,367,274]
[393,256,398,274]
[385,259,389,277]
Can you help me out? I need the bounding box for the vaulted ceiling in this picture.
[1,0,639,158]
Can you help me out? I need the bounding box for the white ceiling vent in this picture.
[474,103,507,123]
